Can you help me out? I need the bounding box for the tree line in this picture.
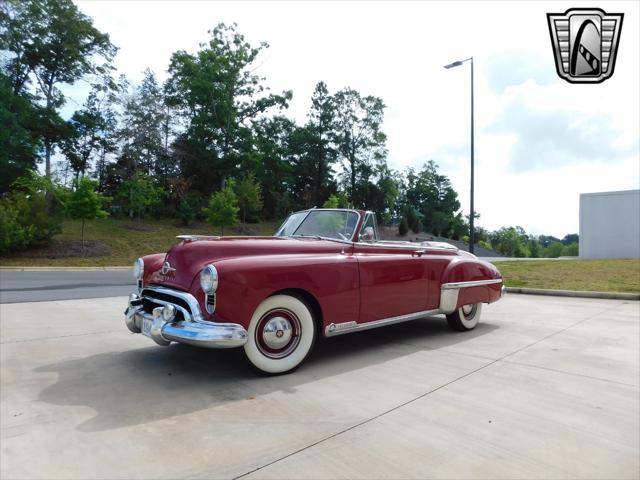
[0,0,577,257]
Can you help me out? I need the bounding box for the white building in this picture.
[579,190,640,259]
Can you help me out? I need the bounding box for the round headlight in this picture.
[133,258,144,280]
[200,265,218,294]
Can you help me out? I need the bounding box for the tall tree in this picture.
[251,116,296,219]
[289,124,337,209]
[0,72,40,193]
[399,161,462,237]
[362,162,400,224]
[333,88,387,207]
[0,0,38,95]
[61,81,117,182]
[0,0,116,177]
[166,23,291,194]
[305,82,338,207]
[117,70,170,176]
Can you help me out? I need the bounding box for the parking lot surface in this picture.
[1,294,638,479]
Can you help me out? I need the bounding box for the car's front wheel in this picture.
[446,303,482,331]
[244,294,316,374]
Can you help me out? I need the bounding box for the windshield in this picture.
[275,210,359,241]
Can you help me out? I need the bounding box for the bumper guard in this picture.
[125,289,248,349]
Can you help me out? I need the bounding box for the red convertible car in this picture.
[125,208,504,374]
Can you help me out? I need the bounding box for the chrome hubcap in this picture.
[256,308,301,359]
[262,316,293,349]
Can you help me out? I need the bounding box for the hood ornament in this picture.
[160,261,176,275]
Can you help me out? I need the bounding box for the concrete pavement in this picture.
[1,294,639,479]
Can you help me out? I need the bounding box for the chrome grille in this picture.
[140,287,193,321]
[139,286,205,323]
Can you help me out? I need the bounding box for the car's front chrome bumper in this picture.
[125,289,248,349]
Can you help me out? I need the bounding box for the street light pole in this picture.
[444,56,475,254]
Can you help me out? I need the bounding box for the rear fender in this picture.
[439,258,502,313]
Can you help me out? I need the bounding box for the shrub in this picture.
[398,216,409,236]
[177,199,197,226]
[405,207,421,233]
[322,193,351,209]
[119,172,163,220]
[0,201,33,254]
[203,182,239,235]
[0,172,65,254]
[479,240,492,251]
[562,242,579,256]
[322,194,340,209]
[64,177,109,254]
[543,242,564,258]
[235,172,263,223]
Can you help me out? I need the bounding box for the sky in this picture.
[70,0,640,238]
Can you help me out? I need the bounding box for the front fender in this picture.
[202,254,360,330]
[141,253,166,286]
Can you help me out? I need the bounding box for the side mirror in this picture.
[360,226,375,242]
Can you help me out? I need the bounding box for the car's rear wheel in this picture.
[244,294,316,374]
[446,303,482,331]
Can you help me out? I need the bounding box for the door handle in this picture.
[412,249,426,257]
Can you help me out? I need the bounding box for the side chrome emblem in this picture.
[160,261,176,275]
[547,8,624,84]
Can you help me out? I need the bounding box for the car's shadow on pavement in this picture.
[36,317,498,432]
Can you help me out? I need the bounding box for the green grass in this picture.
[494,259,640,293]
[0,218,279,267]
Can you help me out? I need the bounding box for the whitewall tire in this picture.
[244,294,316,374]
[446,303,482,332]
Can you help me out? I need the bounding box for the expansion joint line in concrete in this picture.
[231,303,625,480]
[0,330,122,345]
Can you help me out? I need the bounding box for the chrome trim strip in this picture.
[176,235,220,241]
[325,309,441,337]
[290,235,354,245]
[441,279,503,290]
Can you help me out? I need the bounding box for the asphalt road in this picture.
[0,270,134,303]
[1,294,638,479]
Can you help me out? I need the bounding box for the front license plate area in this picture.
[142,317,153,337]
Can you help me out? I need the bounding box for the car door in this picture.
[354,214,431,323]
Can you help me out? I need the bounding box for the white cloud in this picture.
[71,0,640,237]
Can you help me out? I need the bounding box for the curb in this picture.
[505,287,639,301]
[0,266,130,272]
